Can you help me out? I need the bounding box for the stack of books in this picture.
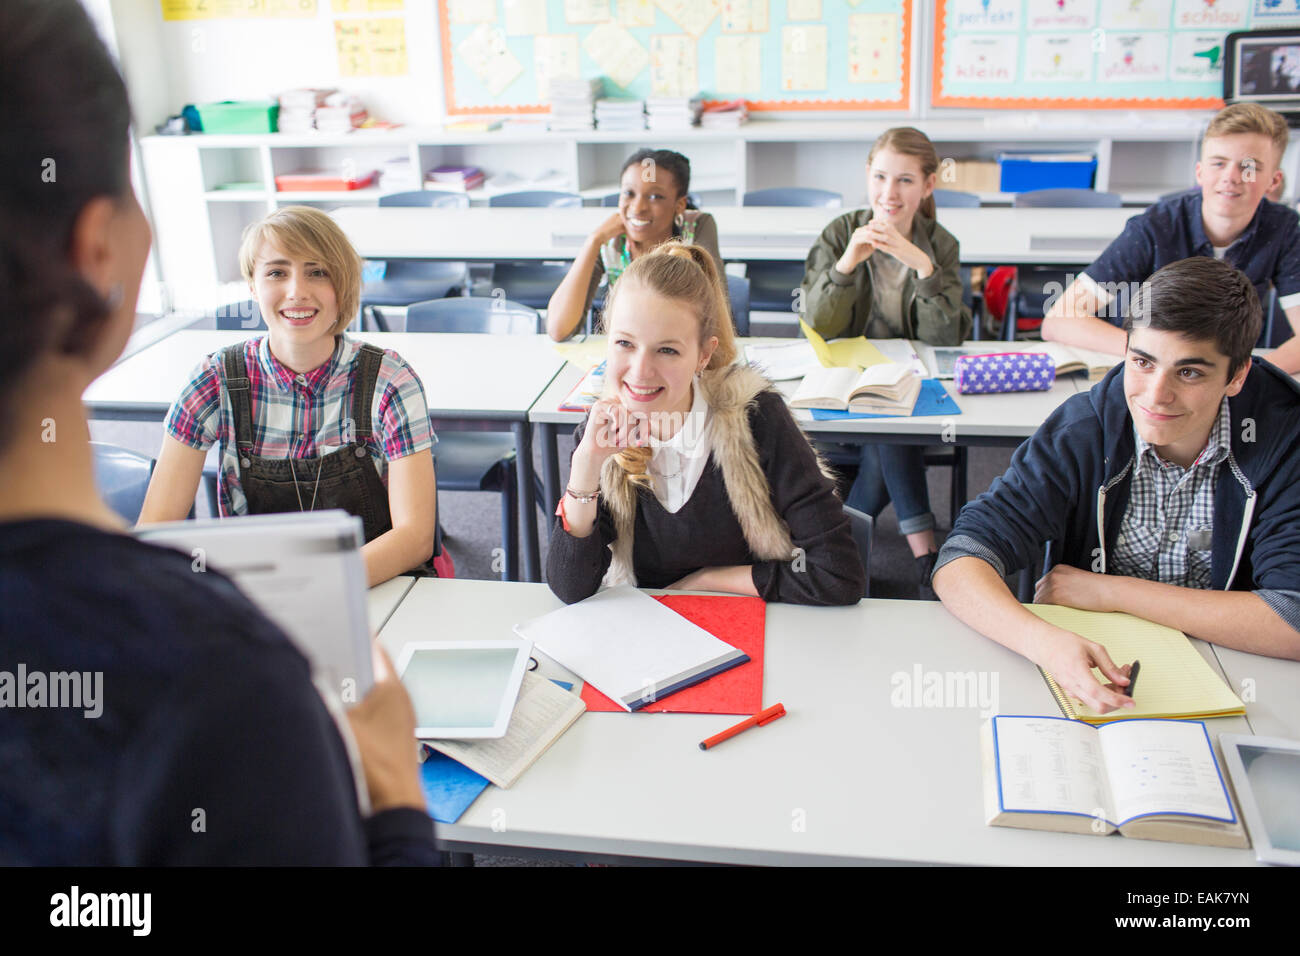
[277,88,334,133]
[316,93,368,133]
[426,164,485,191]
[548,77,601,131]
[645,96,701,131]
[700,99,748,130]
[595,98,645,131]
[377,155,421,193]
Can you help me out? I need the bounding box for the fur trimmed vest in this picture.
[598,363,832,587]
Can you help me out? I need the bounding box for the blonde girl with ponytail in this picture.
[547,241,865,606]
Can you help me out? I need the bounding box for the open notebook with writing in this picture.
[1025,605,1245,724]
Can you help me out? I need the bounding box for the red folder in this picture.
[579,594,765,715]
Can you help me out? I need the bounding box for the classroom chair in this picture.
[485,191,583,309]
[843,505,874,599]
[359,190,472,332]
[742,188,843,315]
[726,274,751,337]
[1000,188,1123,340]
[91,442,155,524]
[932,188,984,338]
[1262,288,1293,348]
[403,296,545,582]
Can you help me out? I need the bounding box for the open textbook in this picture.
[982,715,1249,848]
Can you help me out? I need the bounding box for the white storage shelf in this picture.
[140,116,1214,304]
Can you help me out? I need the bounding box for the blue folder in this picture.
[808,378,959,420]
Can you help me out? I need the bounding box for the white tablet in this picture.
[396,640,532,739]
[1219,734,1300,866]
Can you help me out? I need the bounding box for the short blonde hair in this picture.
[238,206,361,334]
[1204,103,1289,169]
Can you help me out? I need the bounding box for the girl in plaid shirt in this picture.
[140,207,437,586]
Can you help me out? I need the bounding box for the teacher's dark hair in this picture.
[621,149,696,209]
[0,0,132,448]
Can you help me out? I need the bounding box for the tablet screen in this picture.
[400,644,528,737]
[1237,744,1300,852]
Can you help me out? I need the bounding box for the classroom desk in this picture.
[380,578,1257,866]
[331,206,1138,266]
[529,340,1097,523]
[1210,646,1300,740]
[82,330,567,582]
[367,576,414,633]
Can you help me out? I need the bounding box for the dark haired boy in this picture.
[934,257,1300,713]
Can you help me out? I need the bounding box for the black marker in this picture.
[1126,660,1141,701]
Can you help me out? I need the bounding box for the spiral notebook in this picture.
[1025,605,1245,724]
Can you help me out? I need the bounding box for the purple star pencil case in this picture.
[952,352,1056,394]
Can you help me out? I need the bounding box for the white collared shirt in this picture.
[646,381,714,513]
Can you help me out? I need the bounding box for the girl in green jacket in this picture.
[801,127,970,599]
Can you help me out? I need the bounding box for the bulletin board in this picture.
[438,0,915,114]
[933,0,1300,109]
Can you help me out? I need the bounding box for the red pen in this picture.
[699,703,787,751]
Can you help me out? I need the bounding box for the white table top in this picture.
[530,339,1096,440]
[380,578,1258,866]
[83,330,567,421]
[1211,646,1300,741]
[367,576,413,634]
[332,206,1137,265]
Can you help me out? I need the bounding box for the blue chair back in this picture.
[406,296,541,335]
[91,442,155,523]
[726,274,751,337]
[843,505,873,598]
[1013,188,1122,208]
[601,192,619,207]
[743,187,842,208]
[380,190,470,209]
[214,300,265,331]
[932,188,981,209]
[489,191,583,208]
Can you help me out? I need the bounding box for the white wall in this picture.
[108,2,446,131]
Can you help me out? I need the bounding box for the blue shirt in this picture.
[1083,189,1300,342]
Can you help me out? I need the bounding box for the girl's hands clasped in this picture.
[862,218,934,277]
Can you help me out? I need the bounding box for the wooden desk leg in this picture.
[514,421,540,582]
[538,422,560,546]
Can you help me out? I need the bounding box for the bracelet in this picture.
[565,486,599,503]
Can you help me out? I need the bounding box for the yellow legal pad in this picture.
[799,320,889,371]
[1024,605,1246,724]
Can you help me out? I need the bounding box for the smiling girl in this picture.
[140,206,437,586]
[801,127,970,599]
[546,241,864,606]
[545,149,726,341]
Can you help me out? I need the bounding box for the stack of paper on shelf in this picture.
[277,88,334,133]
[427,164,485,191]
[548,77,601,131]
[700,99,748,129]
[377,155,421,193]
[595,98,645,131]
[316,93,368,133]
[645,96,701,130]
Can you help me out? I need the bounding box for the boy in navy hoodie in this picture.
[934,257,1300,713]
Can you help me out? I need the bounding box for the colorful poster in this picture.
[456,23,524,94]
[950,0,1020,31]
[534,34,581,100]
[1099,32,1168,82]
[564,0,611,23]
[848,13,900,84]
[655,0,720,36]
[948,34,1018,82]
[715,35,763,93]
[1173,0,1248,29]
[1170,32,1227,79]
[651,34,699,95]
[722,0,769,32]
[782,24,828,90]
[448,0,495,23]
[617,0,656,25]
[504,0,548,34]
[1026,0,1095,31]
[786,0,821,20]
[1025,33,1093,81]
[1100,0,1173,30]
[583,22,650,87]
